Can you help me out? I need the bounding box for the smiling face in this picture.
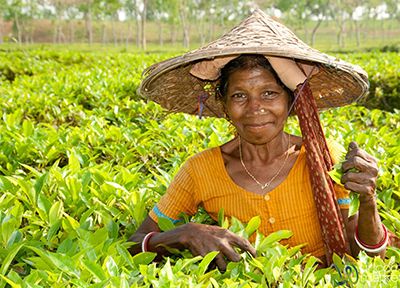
[221,56,291,145]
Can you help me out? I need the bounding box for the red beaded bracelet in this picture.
[141,231,159,252]
[354,224,388,253]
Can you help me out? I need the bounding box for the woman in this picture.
[129,10,388,270]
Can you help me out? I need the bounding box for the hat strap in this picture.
[194,91,223,118]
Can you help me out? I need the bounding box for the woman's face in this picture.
[224,66,290,145]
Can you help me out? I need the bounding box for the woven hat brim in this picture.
[138,10,369,118]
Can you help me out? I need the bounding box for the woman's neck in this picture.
[239,132,290,164]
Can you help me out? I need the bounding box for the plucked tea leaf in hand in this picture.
[348,192,360,217]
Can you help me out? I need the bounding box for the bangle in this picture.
[354,224,388,253]
[141,232,159,252]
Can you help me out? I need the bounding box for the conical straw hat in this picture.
[138,8,369,118]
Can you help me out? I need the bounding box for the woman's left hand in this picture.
[341,141,379,203]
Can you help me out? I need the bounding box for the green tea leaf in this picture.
[132,252,156,266]
[258,230,293,251]
[81,259,107,281]
[245,215,261,238]
[157,217,176,232]
[0,242,24,276]
[104,256,119,277]
[197,251,219,276]
[48,201,63,226]
[328,163,343,185]
[34,173,48,195]
[0,274,21,288]
[348,192,360,217]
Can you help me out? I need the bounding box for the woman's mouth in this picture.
[245,122,273,129]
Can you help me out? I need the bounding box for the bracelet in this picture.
[141,232,159,252]
[354,224,388,253]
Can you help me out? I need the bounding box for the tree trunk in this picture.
[68,20,75,43]
[84,8,93,44]
[126,21,131,47]
[136,18,141,47]
[304,25,309,44]
[140,0,148,50]
[182,25,190,49]
[102,22,107,44]
[199,18,206,45]
[0,18,3,44]
[337,22,345,48]
[14,14,22,44]
[170,23,177,45]
[335,13,346,48]
[53,20,57,43]
[114,11,121,46]
[58,25,65,43]
[354,20,360,47]
[158,20,163,46]
[311,19,322,47]
[112,20,118,46]
[179,6,190,49]
[209,15,215,42]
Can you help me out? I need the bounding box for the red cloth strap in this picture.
[294,81,350,264]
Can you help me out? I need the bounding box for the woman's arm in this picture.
[341,142,386,258]
[128,216,257,271]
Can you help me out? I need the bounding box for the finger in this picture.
[345,144,377,164]
[343,181,375,195]
[342,155,378,175]
[214,253,227,272]
[188,245,202,257]
[348,141,358,150]
[229,236,257,257]
[341,171,376,187]
[219,242,242,262]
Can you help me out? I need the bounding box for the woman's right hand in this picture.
[174,222,257,271]
[129,216,256,271]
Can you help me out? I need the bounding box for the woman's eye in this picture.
[232,93,246,100]
[262,91,278,99]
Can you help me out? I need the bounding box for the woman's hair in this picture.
[216,54,294,106]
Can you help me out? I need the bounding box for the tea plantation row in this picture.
[0,48,399,287]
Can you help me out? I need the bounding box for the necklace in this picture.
[239,134,291,190]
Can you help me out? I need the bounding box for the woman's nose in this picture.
[247,97,264,114]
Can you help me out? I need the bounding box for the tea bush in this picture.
[0,48,399,287]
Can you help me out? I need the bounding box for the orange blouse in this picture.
[149,141,349,257]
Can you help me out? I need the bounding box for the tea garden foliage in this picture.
[0,48,399,287]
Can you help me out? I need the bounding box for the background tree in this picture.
[148,0,168,46]
[64,1,80,43]
[275,0,311,42]
[140,0,148,49]
[385,0,400,23]
[44,0,67,43]
[3,0,32,43]
[308,0,330,47]
[77,0,94,44]
[329,0,355,48]
[122,0,138,47]
[0,0,6,43]
[94,0,122,45]
[178,0,192,49]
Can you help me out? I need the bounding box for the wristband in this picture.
[141,232,159,252]
[354,224,388,253]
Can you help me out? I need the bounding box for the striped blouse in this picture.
[149,141,349,257]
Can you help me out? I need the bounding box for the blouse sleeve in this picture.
[326,138,351,209]
[149,159,200,224]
